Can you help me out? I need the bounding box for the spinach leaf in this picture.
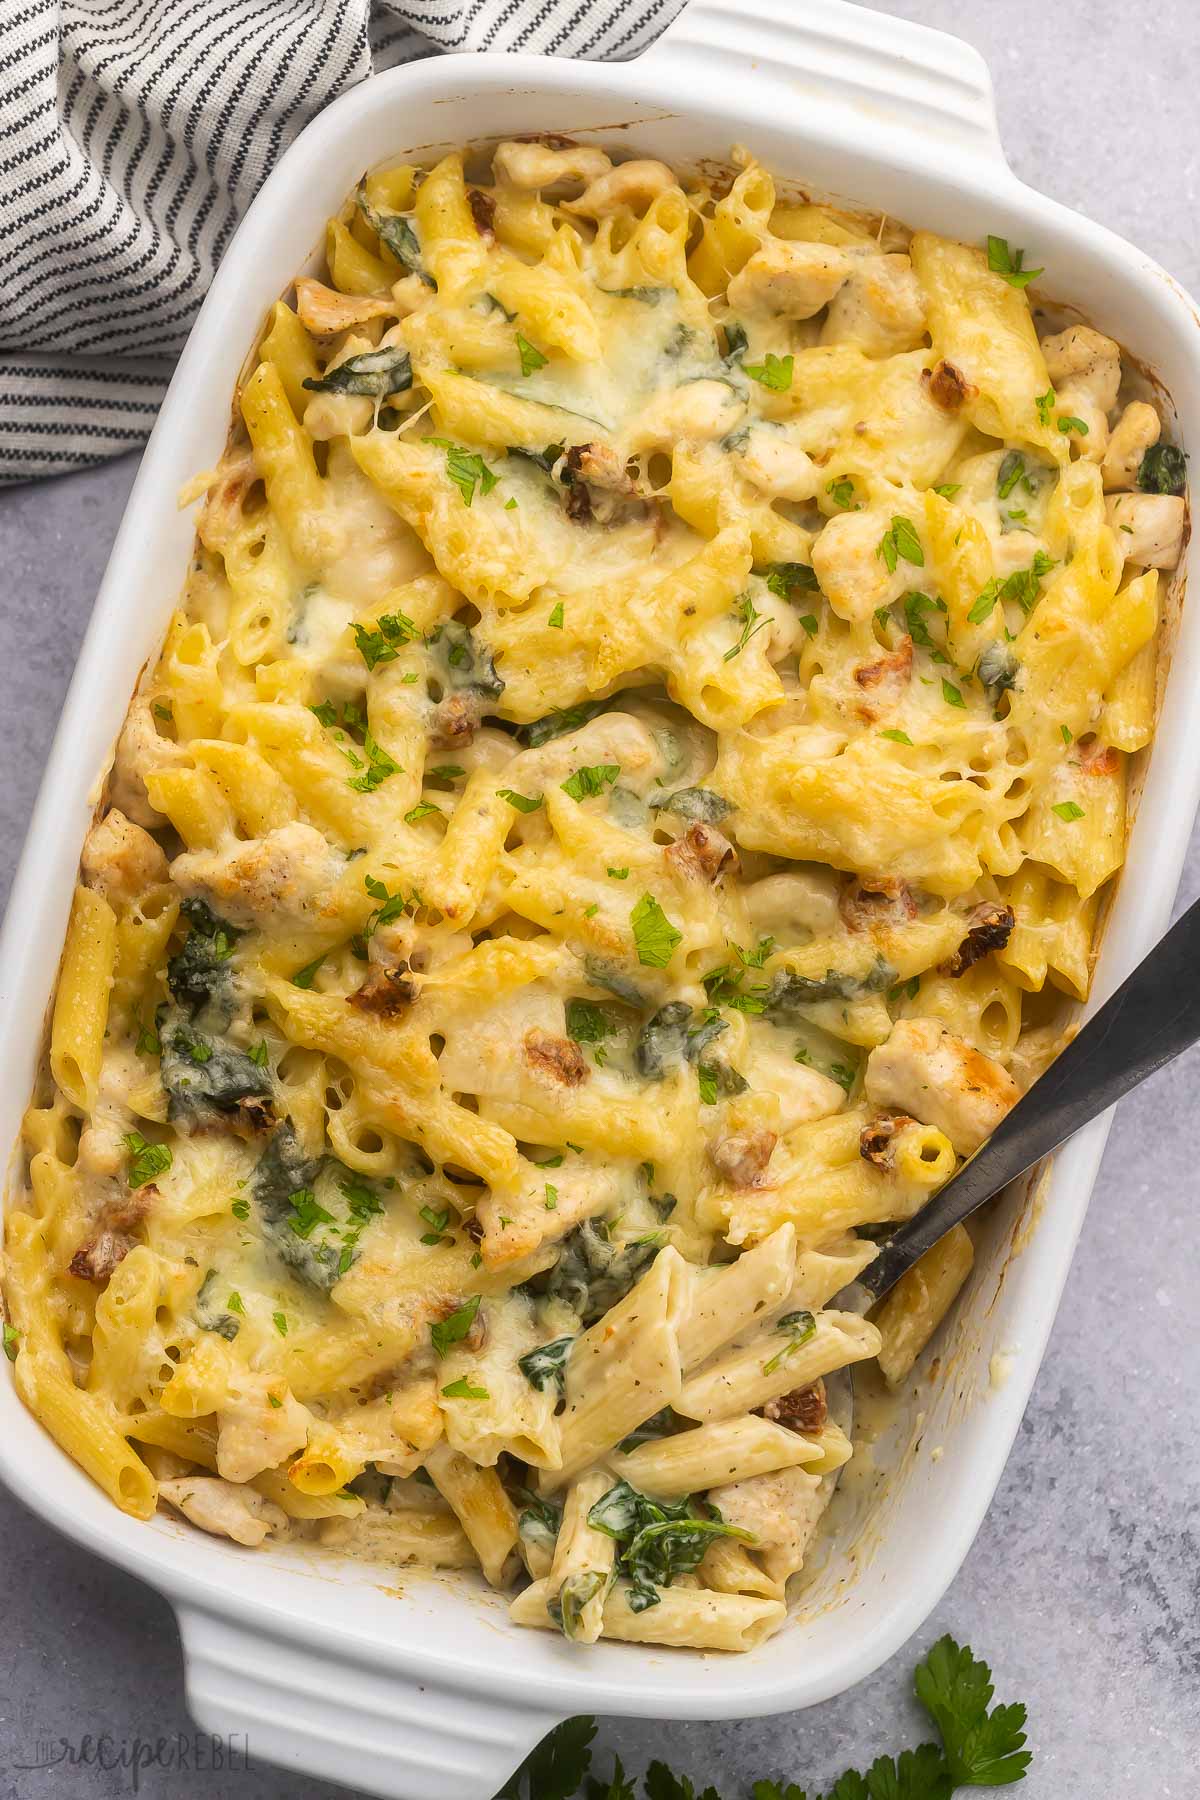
[633,1001,692,1077]
[518,1335,575,1393]
[379,213,423,273]
[506,443,565,477]
[599,285,672,305]
[648,787,733,825]
[765,954,897,1016]
[582,955,648,1010]
[355,184,433,284]
[166,899,241,1022]
[160,1013,274,1131]
[616,1407,685,1454]
[302,346,412,400]
[684,1009,732,1062]
[1137,442,1187,495]
[513,1486,562,1560]
[194,1269,241,1341]
[566,998,616,1044]
[428,620,505,700]
[634,1002,729,1078]
[587,1480,753,1612]
[978,641,1020,696]
[531,1221,660,1326]
[607,785,649,830]
[724,321,748,364]
[548,1570,609,1640]
[251,1122,384,1292]
[519,697,612,747]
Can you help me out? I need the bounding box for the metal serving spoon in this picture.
[857,889,1200,1303]
[822,893,1200,1454]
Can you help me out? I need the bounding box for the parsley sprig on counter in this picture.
[496,1638,1030,1798]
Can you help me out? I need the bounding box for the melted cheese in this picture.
[4,142,1173,1650]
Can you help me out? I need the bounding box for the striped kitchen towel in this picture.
[0,0,684,486]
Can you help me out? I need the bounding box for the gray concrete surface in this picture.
[1,1,1198,1794]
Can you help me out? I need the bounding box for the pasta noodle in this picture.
[1,137,1181,1654]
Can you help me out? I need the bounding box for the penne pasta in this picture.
[4,134,1176,1657]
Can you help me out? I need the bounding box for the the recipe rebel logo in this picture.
[5,1730,251,1792]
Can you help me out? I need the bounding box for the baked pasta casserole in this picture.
[2,140,1185,1653]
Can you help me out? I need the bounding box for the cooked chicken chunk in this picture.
[478,1163,622,1265]
[1039,326,1121,460]
[522,710,670,790]
[740,1039,845,1134]
[742,868,841,938]
[1102,401,1160,492]
[158,1476,288,1547]
[728,241,850,318]
[1105,492,1186,569]
[627,379,744,451]
[196,450,258,555]
[171,822,341,930]
[734,427,820,501]
[821,253,927,357]
[567,442,638,496]
[562,442,642,526]
[812,506,913,623]
[850,635,914,722]
[76,1107,129,1182]
[294,278,395,335]
[707,1464,825,1561]
[215,1377,311,1484]
[81,809,167,907]
[864,1017,1019,1156]
[1040,325,1122,411]
[75,1050,148,1194]
[109,697,189,829]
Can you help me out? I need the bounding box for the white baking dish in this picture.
[2,2,1197,1795]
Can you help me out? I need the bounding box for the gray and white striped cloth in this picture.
[0,0,684,486]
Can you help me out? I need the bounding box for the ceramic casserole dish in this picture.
[2,2,1197,1795]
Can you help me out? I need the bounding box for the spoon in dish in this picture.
[825,891,1200,1444]
[858,889,1200,1302]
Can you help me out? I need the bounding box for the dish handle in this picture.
[645,0,1006,171]
[178,1604,562,1800]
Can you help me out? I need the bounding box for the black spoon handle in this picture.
[859,891,1200,1301]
